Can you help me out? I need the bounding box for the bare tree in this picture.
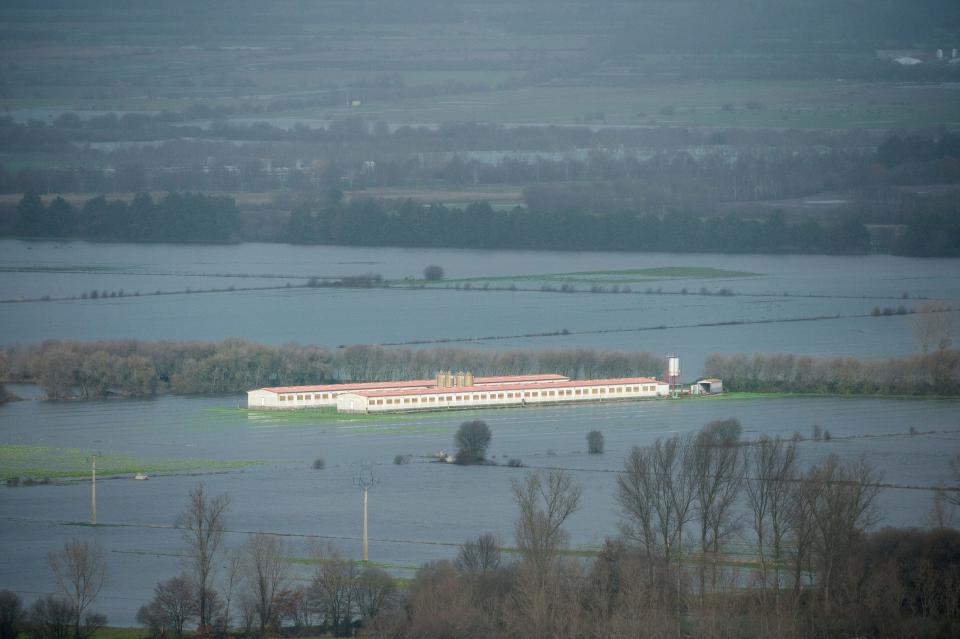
[307,543,358,635]
[136,575,199,638]
[802,454,882,614]
[355,568,397,622]
[691,421,744,600]
[177,484,230,630]
[242,533,288,636]
[48,538,107,639]
[617,436,696,568]
[456,532,502,574]
[512,470,582,577]
[910,300,953,354]
[744,436,797,605]
[217,548,244,636]
[0,591,23,639]
[28,596,74,639]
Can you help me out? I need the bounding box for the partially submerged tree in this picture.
[177,484,230,630]
[454,420,492,464]
[512,470,582,577]
[587,430,604,454]
[423,264,444,281]
[242,533,288,636]
[48,538,107,639]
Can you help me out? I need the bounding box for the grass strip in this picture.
[0,444,263,480]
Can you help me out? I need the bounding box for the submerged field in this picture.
[2,391,959,625]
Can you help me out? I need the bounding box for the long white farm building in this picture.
[247,371,670,413]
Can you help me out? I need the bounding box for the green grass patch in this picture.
[0,444,263,480]
[91,628,146,639]
[427,266,759,287]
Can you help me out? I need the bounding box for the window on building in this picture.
[279,395,286,401]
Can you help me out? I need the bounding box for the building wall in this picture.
[247,389,279,408]
[248,375,570,410]
[337,381,669,414]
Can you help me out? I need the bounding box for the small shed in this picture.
[690,378,723,395]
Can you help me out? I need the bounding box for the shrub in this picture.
[393,454,410,465]
[312,458,325,470]
[423,264,444,281]
[507,458,524,467]
[587,430,604,454]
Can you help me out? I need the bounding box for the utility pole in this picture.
[354,465,380,562]
[89,453,97,525]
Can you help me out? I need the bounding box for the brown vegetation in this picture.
[0,340,662,399]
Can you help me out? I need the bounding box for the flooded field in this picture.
[1,240,958,373]
[1,240,959,624]
[1,392,959,624]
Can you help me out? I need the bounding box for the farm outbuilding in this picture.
[690,378,723,395]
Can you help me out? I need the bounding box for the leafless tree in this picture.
[691,420,744,600]
[355,567,397,622]
[617,436,696,569]
[177,484,230,630]
[744,436,797,605]
[136,575,199,638]
[307,543,358,635]
[456,532,502,574]
[48,538,107,639]
[216,548,243,637]
[28,596,74,639]
[910,300,953,354]
[242,533,288,636]
[512,470,582,578]
[801,454,882,614]
[0,591,23,639]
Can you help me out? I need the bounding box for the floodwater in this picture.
[1,240,958,374]
[1,239,959,624]
[1,392,959,625]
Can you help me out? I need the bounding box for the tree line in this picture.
[8,192,240,243]
[703,349,960,396]
[0,340,664,400]
[288,198,878,255]
[3,338,957,400]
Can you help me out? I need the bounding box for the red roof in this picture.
[346,377,663,399]
[262,379,434,393]
[259,373,570,394]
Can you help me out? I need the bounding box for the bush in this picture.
[587,430,604,454]
[507,458,524,467]
[423,264,444,281]
[393,454,410,465]
[313,458,325,470]
[5,477,19,487]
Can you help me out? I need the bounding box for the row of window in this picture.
[278,392,338,402]
[367,385,658,406]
